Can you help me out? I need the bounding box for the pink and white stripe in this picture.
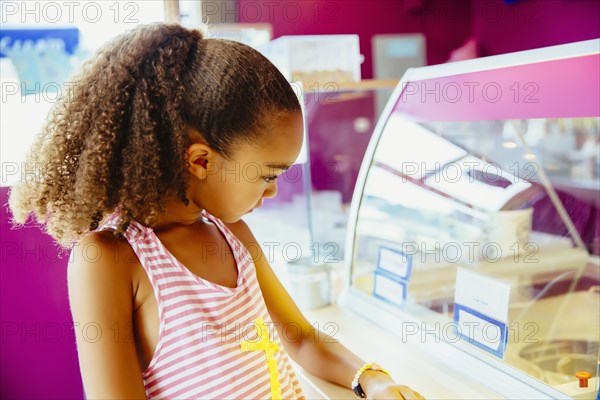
[100,210,305,399]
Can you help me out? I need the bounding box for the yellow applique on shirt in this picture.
[240,317,282,399]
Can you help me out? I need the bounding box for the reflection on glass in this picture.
[351,114,599,393]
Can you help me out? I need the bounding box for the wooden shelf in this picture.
[309,79,399,92]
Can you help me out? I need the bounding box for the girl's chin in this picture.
[227,212,249,223]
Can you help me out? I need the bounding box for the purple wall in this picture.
[1,187,84,399]
[473,0,600,56]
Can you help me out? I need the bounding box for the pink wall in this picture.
[237,0,474,77]
[0,187,84,399]
[236,0,474,200]
[473,0,600,56]
[236,0,600,202]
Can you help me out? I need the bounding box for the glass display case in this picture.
[245,80,398,310]
[340,39,599,399]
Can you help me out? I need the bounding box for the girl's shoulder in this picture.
[223,218,254,244]
[223,219,260,258]
[67,230,146,397]
[75,229,136,261]
[69,230,141,297]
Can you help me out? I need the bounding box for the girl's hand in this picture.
[366,384,425,400]
[360,370,426,399]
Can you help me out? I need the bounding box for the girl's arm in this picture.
[67,232,147,399]
[229,220,424,399]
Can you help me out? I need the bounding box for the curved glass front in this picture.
[348,41,600,396]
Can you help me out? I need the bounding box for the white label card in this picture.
[377,246,412,280]
[454,268,510,323]
[373,272,406,307]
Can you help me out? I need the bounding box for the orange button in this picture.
[575,371,592,388]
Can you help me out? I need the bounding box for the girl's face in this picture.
[186,112,304,223]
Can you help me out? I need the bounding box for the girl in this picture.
[8,23,424,400]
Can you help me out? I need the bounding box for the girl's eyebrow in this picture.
[264,162,293,170]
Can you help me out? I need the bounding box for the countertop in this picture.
[291,303,503,399]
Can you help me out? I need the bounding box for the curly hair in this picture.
[8,23,301,247]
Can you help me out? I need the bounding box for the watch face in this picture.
[353,383,366,398]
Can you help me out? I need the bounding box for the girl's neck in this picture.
[153,196,204,232]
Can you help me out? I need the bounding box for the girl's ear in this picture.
[186,143,213,180]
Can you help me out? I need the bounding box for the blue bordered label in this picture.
[376,246,412,281]
[373,270,407,307]
[453,303,508,358]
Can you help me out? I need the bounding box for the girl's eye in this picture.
[263,175,278,183]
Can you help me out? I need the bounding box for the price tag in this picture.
[377,246,412,280]
[373,271,407,307]
[453,268,510,358]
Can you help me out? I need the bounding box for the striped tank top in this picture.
[99,209,305,399]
